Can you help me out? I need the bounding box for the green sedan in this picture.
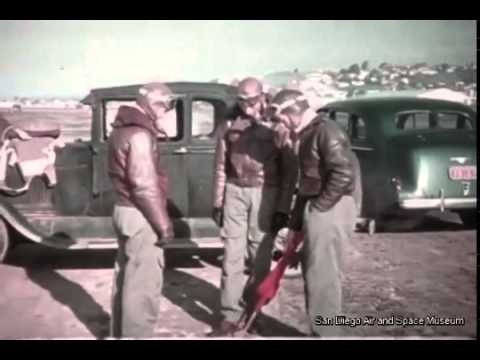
[320,96,476,232]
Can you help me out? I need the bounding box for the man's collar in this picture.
[130,103,150,117]
[295,109,317,135]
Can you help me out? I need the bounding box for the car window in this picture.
[333,111,350,134]
[437,112,473,129]
[396,111,473,131]
[104,100,136,138]
[104,100,181,141]
[192,100,215,140]
[317,108,330,119]
[396,111,431,130]
[351,115,367,140]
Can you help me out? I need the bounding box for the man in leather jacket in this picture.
[268,89,357,337]
[209,78,297,336]
[108,82,176,338]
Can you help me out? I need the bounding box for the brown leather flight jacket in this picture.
[107,106,173,239]
[212,115,298,214]
[289,114,356,228]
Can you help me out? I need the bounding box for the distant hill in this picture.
[1,61,476,110]
[260,62,476,108]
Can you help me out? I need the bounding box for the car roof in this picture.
[322,97,475,118]
[81,82,237,105]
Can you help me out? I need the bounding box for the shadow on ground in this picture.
[24,267,111,339]
[7,246,305,337]
[7,242,116,269]
[163,268,306,337]
[376,210,474,233]
[6,212,473,339]
[6,246,220,270]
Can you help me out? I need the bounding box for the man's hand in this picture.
[155,225,174,248]
[271,212,289,234]
[288,196,308,232]
[244,106,262,121]
[212,207,224,228]
[288,251,301,269]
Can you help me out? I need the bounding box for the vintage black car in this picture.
[0,82,241,262]
[319,96,477,232]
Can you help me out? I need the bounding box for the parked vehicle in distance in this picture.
[319,96,476,232]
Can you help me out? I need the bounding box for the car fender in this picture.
[0,199,65,248]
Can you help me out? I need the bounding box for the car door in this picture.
[329,109,378,218]
[90,97,189,235]
[184,95,232,238]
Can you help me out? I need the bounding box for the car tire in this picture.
[0,218,11,263]
[458,210,477,229]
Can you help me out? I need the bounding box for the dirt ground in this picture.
[0,212,476,340]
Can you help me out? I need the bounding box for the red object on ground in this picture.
[254,230,304,311]
[237,230,304,333]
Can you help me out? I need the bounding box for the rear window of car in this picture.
[192,100,215,140]
[326,110,368,142]
[437,111,473,129]
[332,111,350,133]
[395,111,474,130]
[396,111,431,130]
[103,100,182,141]
[351,115,367,140]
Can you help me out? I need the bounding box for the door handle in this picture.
[173,147,188,154]
[90,144,100,155]
[174,147,188,154]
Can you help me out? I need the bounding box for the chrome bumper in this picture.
[399,197,477,210]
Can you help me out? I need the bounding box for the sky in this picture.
[0,20,476,98]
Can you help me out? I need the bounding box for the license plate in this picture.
[448,165,477,180]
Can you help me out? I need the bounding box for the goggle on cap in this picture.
[237,77,263,105]
[237,92,263,107]
[267,94,308,120]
